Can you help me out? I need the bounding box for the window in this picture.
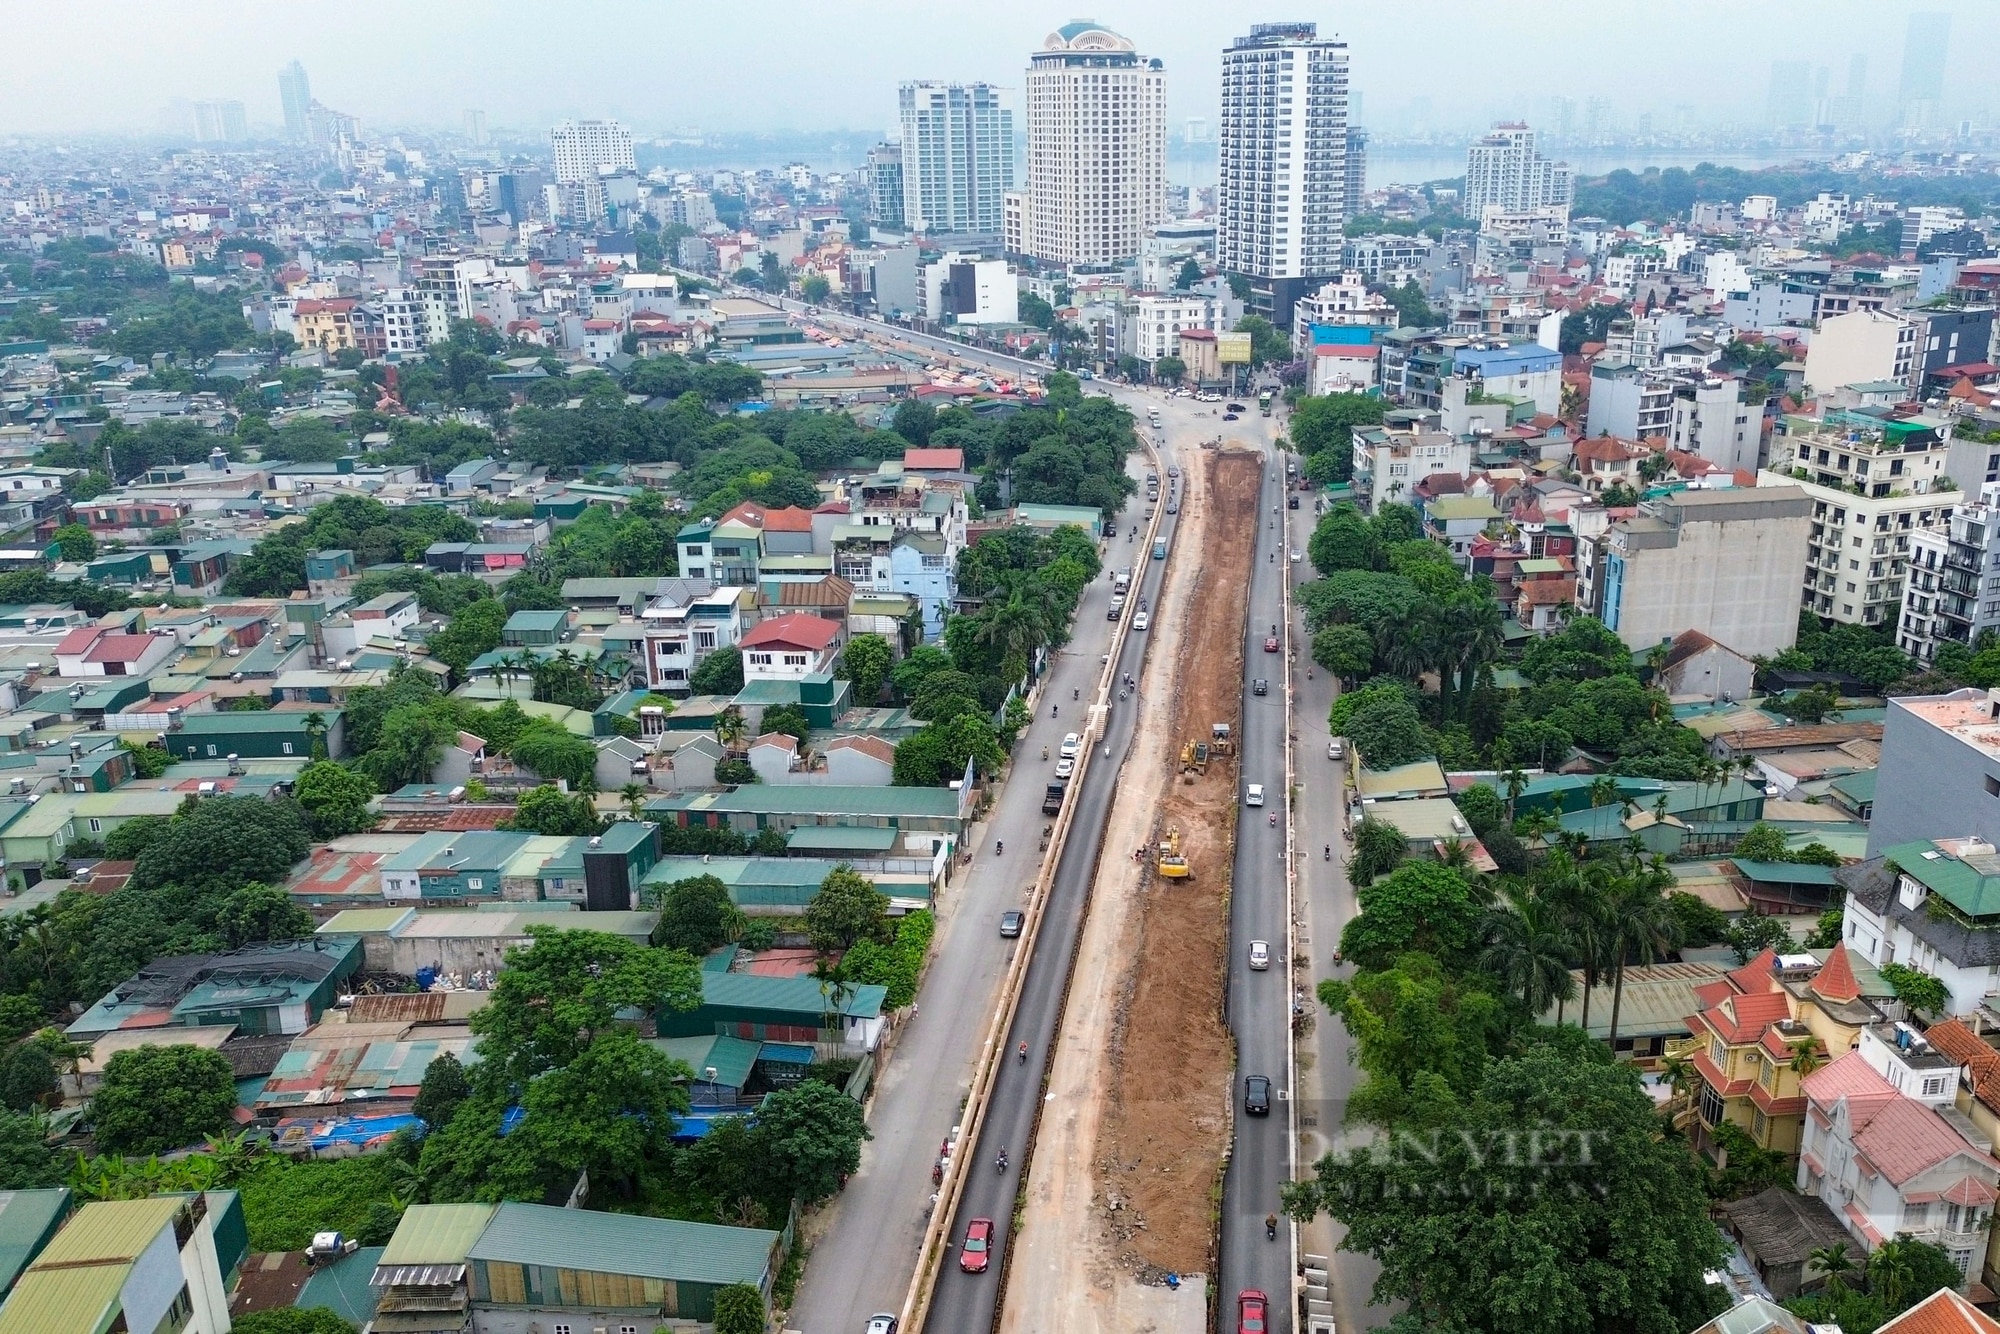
[205,744,217,757]
[466,877,484,891]
[1923,1075,1950,1097]
[1699,1081,1726,1127]
[554,1326,572,1334]
[1752,1108,1767,1138]
[1986,775,1999,797]
[1710,1037,1726,1069]
[88,817,102,833]
[281,741,294,755]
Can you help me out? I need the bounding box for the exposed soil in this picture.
[1097,447,1261,1275]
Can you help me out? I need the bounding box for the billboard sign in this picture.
[1217,331,1252,365]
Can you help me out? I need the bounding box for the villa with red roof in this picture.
[1799,1040,2000,1291]
[738,613,842,682]
[1688,945,1899,1158]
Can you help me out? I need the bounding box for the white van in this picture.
[1245,783,1265,807]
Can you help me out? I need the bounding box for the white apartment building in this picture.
[1342,233,1428,285]
[1127,293,1221,363]
[898,82,1014,235]
[1022,22,1166,266]
[921,254,1018,326]
[1350,420,1471,512]
[550,119,635,184]
[416,255,497,345]
[376,289,427,355]
[1763,416,1959,626]
[1289,271,1390,350]
[1668,376,1759,474]
[1805,309,1919,397]
[1216,22,1350,329]
[1901,482,2000,665]
[1462,124,1573,225]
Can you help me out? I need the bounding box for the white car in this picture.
[1249,940,1271,971]
[1245,783,1265,807]
[1055,755,1075,779]
[1132,611,1150,631]
[1059,732,1081,759]
[1328,737,1345,761]
[1289,548,1301,562]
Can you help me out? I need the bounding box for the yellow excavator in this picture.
[1179,740,1210,775]
[1156,826,1192,879]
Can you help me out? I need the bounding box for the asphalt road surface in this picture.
[1212,434,1298,1330]
[922,430,1186,1334]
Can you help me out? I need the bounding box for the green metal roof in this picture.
[649,785,961,818]
[466,1202,776,1287]
[1886,840,2000,917]
[297,1245,382,1326]
[173,709,337,733]
[651,1034,762,1089]
[786,826,899,851]
[701,971,887,1018]
[379,1203,497,1267]
[1730,859,1839,886]
[1830,768,1877,804]
[0,1189,69,1294]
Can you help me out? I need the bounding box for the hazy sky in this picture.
[6,0,1996,138]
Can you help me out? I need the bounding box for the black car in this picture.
[1252,678,1268,696]
[1226,403,1247,412]
[1244,1075,1271,1116]
[1287,494,1299,509]
[999,910,1025,938]
[1223,412,1239,421]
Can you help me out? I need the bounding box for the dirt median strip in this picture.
[1098,447,1261,1279]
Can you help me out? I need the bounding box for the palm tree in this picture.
[1659,1052,1695,1108]
[1518,808,1557,848]
[619,782,647,821]
[1439,837,1473,871]
[1479,886,1577,1017]
[1588,775,1621,809]
[713,706,748,754]
[1788,1039,1825,1078]
[1545,852,1614,1035]
[974,582,1052,669]
[302,711,330,761]
[1808,1242,1855,1294]
[1870,1237,1924,1311]
[1606,867,1682,1050]
[1502,765,1529,824]
[1375,606,1440,687]
[1442,597,1503,721]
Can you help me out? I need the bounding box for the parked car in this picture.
[1263,635,1280,652]
[1238,1289,1269,1334]
[1244,1075,1271,1116]
[999,910,1025,938]
[1223,412,1239,421]
[959,1217,994,1272]
[1289,548,1300,562]
[1328,737,1344,761]
[866,1315,900,1334]
[1253,678,1268,695]
[1245,783,1265,807]
[1055,755,1075,779]
[1060,732,1081,759]
[1249,940,1270,970]
[1287,494,1298,509]
[1226,402,1247,412]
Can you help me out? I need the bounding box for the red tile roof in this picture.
[1812,944,1861,1002]
[1925,1019,2000,1116]
[903,448,965,471]
[1727,948,1781,995]
[1879,1287,2000,1334]
[1703,991,1793,1043]
[760,505,817,532]
[84,633,161,664]
[739,612,840,652]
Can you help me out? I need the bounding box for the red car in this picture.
[959,1217,994,1273]
[1263,636,1280,653]
[1238,1288,1269,1333]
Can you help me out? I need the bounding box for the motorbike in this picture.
[1324,845,1331,861]
[1073,688,1080,701]
[1268,812,1278,826]
[1266,1214,1278,1241]
[995,840,1004,855]
[996,1149,1009,1173]
[1333,948,1344,964]
[1017,1042,1028,1063]
[1042,746,1049,761]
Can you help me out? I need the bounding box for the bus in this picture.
[1258,390,1273,416]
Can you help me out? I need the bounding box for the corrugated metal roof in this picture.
[466,1201,776,1286]
[32,1197,179,1266]
[0,1189,69,1293]
[378,1203,496,1267]
[0,1263,124,1334]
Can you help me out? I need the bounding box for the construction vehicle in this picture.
[1179,739,1210,775]
[1210,722,1234,757]
[1156,826,1192,879]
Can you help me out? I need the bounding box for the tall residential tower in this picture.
[278,61,311,142]
[1462,123,1573,223]
[897,83,1014,236]
[1021,21,1165,266]
[1216,22,1351,329]
[550,120,636,184]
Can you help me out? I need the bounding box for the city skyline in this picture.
[3,1,1996,140]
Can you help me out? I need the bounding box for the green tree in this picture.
[129,796,312,892]
[805,867,889,952]
[411,1051,471,1129]
[836,632,893,704]
[426,599,507,679]
[359,703,459,790]
[0,1110,60,1189]
[1340,862,1485,972]
[293,762,375,839]
[470,927,702,1089]
[751,1078,871,1207]
[1346,693,1429,769]
[1152,354,1186,384]
[712,1283,768,1334]
[892,398,936,446]
[1879,962,1951,1017]
[228,1311,358,1334]
[1283,1047,1724,1334]
[508,723,597,789]
[51,523,96,563]
[801,272,831,304]
[1312,624,1376,681]
[1453,784,1506,836]
[1175,257,1203,290]
[0,1043,56,1112]
[216,884,314,949]
[91,1044,237,1154]
[1317,953,1508,1122]
[650,874,745,954]
[691,646,745,696]
[1347,817,1408,887]
[1289,394,1383,480]
[1232,314,1290,366]
[759,704,812,751]
[507,785,603,837]
[1733,823,1791,862]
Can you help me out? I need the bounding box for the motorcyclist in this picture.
[995,840,1004,854]
[1324,844,1331,860]
[997,1147,1009,1171]
[1266,1213,1278,1240]
[1017,1041,1028,1062]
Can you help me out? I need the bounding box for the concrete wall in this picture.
[1868,693,2000,855]
[1605,491,1810,658]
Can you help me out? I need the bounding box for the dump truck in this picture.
[1042,782,1066,815]
[1156,826,1191,879]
